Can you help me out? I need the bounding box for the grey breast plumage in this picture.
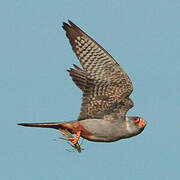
[63,20,134,121]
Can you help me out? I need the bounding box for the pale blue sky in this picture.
[0,0,180,180]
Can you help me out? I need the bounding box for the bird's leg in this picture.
[68,130,81,146]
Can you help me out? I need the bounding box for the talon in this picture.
[68,131,81,146]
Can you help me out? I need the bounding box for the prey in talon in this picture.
[60,129,83,153]
[18,20,146,152]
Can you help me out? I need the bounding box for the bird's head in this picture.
[133,117,146,129]
[125,116,147,135]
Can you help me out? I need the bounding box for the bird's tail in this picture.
[18,121,76,132]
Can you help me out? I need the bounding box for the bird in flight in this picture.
[18,20,146,147]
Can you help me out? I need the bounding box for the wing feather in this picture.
[63,20,134,120]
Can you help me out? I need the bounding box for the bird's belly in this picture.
[79,119,124,142]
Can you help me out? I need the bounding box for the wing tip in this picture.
[62,22,70,31]
[62,19,74,29]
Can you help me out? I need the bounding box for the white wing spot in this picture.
[87,40,92,46]
[81,39,85,44]
[90,42,95,48]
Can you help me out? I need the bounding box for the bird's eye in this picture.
[134,117,140,123]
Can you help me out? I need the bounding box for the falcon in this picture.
[18,20,146,146]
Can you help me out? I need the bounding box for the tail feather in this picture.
[18,122,64,129]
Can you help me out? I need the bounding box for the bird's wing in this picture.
[63,20,134,120]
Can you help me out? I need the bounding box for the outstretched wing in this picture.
[63,20,134,120]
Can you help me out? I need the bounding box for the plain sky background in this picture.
[1,0,180,179]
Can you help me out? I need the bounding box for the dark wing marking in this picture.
[63,20,133,120]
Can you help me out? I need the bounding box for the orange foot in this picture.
[68,131,81,146]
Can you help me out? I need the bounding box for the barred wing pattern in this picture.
[63,20,134,120]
